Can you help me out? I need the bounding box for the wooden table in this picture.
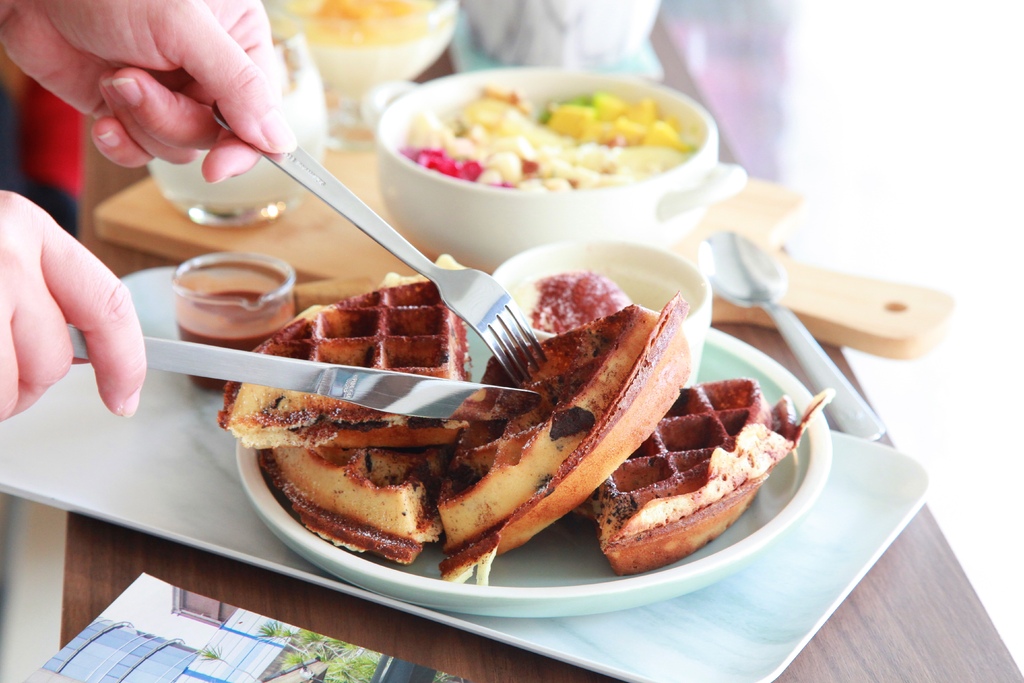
[61,22,1021,683]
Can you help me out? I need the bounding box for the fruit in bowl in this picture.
[402,85,699,191]
[371,68,747,271]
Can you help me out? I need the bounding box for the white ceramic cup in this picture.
[492,240,712,384]
[371,68,747,272]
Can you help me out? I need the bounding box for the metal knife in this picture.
[67,325,539,421]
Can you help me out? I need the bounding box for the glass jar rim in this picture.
[171,252,297,310]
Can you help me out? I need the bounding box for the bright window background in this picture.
[665,0,1024,668]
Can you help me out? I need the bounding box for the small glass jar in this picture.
[172,252,297,390]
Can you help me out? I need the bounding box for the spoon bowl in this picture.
[698,232,886,441]
[698,232,788,306]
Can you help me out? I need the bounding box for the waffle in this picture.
[582,379,832,575]
[437,294,693,583]
[219,280,469,450]
[259,444,451,564]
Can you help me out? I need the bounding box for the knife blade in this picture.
[67,325,539,421]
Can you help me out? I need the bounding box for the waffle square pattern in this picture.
[223,279,830,580]
[220,280,470,450]
[584,379,831,575]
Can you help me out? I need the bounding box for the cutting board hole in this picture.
[885,301,908,313]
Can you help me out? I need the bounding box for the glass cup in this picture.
[148,25,328,227]
[172,252,297,390]
[274,0,458,150]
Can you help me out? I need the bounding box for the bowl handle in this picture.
[361,80,419,132]
[656,163,748,221]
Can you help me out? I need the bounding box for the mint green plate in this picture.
[237,328,833,618]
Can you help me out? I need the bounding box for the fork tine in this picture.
[502,305,546,368]
[488,322,530,383]
[496,311,541,375]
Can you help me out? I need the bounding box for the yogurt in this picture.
[290,0,457,98]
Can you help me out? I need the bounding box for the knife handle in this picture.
[68,325,90,359]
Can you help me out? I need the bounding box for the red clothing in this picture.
[20,79,82,198]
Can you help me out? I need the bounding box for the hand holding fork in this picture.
[212,107,545,385]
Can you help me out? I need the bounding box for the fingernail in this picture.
[260,108,297,152]
[112,77,144,107]
[117,387,142,417]
[96,129,121,148]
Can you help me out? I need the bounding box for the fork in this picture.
[212,107,544,384]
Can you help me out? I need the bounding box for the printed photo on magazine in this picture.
[24,573,473,683]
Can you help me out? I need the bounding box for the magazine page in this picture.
[24,573,472,683]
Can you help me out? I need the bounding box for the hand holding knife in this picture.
[68,325,539,421]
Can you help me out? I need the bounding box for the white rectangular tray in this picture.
[0,360,926,683]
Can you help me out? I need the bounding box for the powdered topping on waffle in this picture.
[436,294,692,583]
[514,269,633,334]
[219,280,469,450]
[583,379,833,575]
[260,444,451,564]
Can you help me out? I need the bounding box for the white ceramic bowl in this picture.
[492,240,712,383]
[372,68,747,271]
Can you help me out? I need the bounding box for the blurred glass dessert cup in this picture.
[148,21,328,227]
[273,0,457,150]
[172,252,297,390]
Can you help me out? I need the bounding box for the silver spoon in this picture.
[698,231,886,441]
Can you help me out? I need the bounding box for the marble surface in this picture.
[0,334,925,683]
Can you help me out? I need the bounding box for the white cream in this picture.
[310,25,454,98]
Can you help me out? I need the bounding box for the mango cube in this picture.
[547,104,597,139]
[613,116,647,145]
[578,120,607,143]
[624,98,658,126]
[593,91,627,121]
[643,120,694,152]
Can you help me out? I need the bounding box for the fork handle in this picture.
[272,145,440,277]
[212,107,440,280]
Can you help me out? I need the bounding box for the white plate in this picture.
[236,327,833,618]
[125,266,178,340]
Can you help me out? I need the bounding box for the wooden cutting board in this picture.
[95,150,952,359]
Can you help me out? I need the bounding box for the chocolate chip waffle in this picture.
[260,444,451,564]
[437,295,693,583]
[582,379,832,575]
[219,280,469,450]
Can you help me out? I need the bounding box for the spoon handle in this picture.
[763,302,887,441]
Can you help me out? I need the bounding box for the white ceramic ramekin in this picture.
[492,239,712,383]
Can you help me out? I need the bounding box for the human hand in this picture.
[0,0,295,181]
[0,192,146,421]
